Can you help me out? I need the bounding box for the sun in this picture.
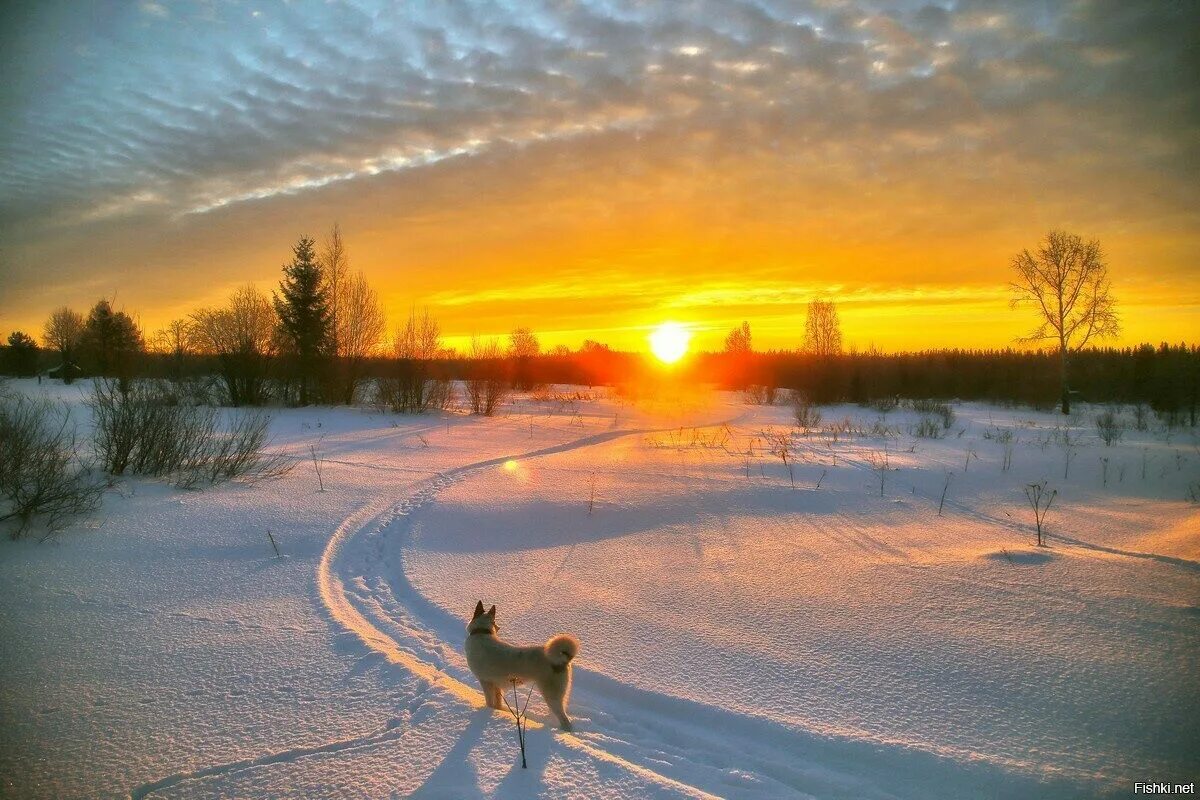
[649,322,691,364]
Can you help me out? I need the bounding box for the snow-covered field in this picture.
[2,378,1197,799]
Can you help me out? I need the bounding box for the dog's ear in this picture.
[473,600,485,619]
[487,605,496,617]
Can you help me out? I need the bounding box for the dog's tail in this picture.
[544,633,579,667]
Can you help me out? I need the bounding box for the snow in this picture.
[1,378,1197,799]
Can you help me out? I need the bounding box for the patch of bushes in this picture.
[911,416,943,439]
[0,394,103,538]
[865,396,899,413]
[907,399,955,431]
[88,379,292,487]
[1094,409,1125,446]
[743,384,779,406]
[791,391,822,429]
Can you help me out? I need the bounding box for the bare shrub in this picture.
[423,376,455,411]
[466,337,510,416]
[0,393,103,538]
[743,385,779,406]
[868,419,898,438]
[908,399,955,430]
[866,396,899,413]
[791,391,822,430]
[1024,481,1057,546]
[1094,409,1124,446]
[866,447,890,497]
[911,417,943,439]
[89,379,290,487]
[190,410,292,486]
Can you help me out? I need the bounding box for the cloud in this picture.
[0,1,1196,347]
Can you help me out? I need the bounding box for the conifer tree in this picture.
[80,299,144,382]
[4,331,39,376]
[274,236,331,405]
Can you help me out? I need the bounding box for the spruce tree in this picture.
[274,236,331,404]
[4,331,39,376]
[80,299,143,379]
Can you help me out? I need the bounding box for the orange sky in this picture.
[1,2,1197,353]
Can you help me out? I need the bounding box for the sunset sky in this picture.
[1,1,1196,353]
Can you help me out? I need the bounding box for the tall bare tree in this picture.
[320,223,348,357]
[318,225,387,403]
[509,327,540,391]
[152,319,193,381]
[724,321,752,355]
[1010,230,1119,414]
[723,321,754,391]
[42,307,85,382]
[803,299,842,357]
[335,271,387,403]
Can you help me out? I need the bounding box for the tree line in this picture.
[1,229,1195,422]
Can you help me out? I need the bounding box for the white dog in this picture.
[464,601,579,730]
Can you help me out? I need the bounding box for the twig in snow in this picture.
[501,679,534,768]
[310,441,325,492]
[1024,481,1057,547]
[938,471,953,516]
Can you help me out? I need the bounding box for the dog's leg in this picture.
[538,679,573,731]
[479,680,498,709]
[490,683,504,710]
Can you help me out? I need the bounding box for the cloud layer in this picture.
[1,0,1197,348]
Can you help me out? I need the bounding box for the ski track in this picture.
[129,423,733,800]
[319,423,732,799]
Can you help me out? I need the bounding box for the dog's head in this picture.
[468,600,497,635]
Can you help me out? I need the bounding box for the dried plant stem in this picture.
[938,472,953,516]
[502,679,534,769]
[310,444,325,492]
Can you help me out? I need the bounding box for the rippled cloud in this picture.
[0,0,1196,347]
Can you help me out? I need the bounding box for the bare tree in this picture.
[509,327,540,391]
[723,321,754,391]
[152,319,191,359]
[724,321,752,355]
[42,307,85,381]
[803,299,842,357]
[509,327,539,359]
[466,336,509,416]
[318,226,387,403]
[320,223,349,358]
[190,285,279,406]
[335,271,387,403]
[1010,230,1119,414]
[381,308,443,412]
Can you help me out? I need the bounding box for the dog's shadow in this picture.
[407,709,550,798]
